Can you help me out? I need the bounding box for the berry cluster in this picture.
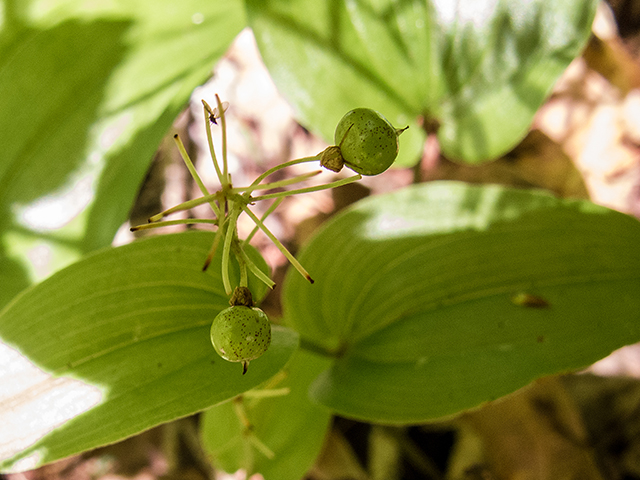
[131,96,406,373]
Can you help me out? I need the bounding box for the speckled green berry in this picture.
[334,108,405,176]
[210,306,271,373]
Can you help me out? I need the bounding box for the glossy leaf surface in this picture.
[0,232,298,472]
[282,182,640,423]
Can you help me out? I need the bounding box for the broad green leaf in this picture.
[0,231,298,472]
[0,0,245,308]
[201,349,332,480]
[246,0,426,169]
[282,182,640,423]
[246,0,596,164]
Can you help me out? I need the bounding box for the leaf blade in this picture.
[0,0,246,309]
[0,231,298,471]
[282,182,640,423]
[201,349,332,480]
[247,0,597,164]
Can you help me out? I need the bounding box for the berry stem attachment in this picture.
[229,286,254,307]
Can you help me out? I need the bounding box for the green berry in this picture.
[334,108,405,176]
[210,306,271,373]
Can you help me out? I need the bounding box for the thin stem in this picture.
[247,434,275,460]
[240,261,248,287]
[237,246,276,290]
[250,174,362,202]
[173,135,209,197]
[233,396,251,429]
[149,191,224,222]
[202,217,226,272]
[244,197,284,245]
[201,100,224,184]
[232,242,249,288]
[130,218,218,232]
[242,388,290,399]
[230,170,321,195]
[246,155,321,191]
[215,94,229,187]
[232,398,275,459]
[241,204,313,284]
[174,134,221,219]
[221,205,240,295]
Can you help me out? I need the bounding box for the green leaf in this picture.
[0,231,298,472]
[282,182,640,423]
[0,0,245,307]
[201,348,332,480]
[245,0,426,169]
[246,0,596,164]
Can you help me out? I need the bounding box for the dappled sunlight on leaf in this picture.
[0,233,297,471]
[283,182,640,423]
[0,343,104,470]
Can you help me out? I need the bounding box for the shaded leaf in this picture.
[247,0,597,164]
[282,182,640,423]
[0,231,297,472]
[201,349,332,480]
[0,0,245,307]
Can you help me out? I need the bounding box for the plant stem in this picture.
[234,244,249,288]
[230,170,321,194]
[221,205,240,295]
[201,100,224,184]
[244,197,284,244]
[237,245,276,289]
[232,397,275,459]
[241,204,314,284]
[242,388,290,399]
[247,434,275,459]
[246,155,321,191]
[215,94,229,187]
[202,222,226,272]
[250,174,361,202]
[174,134,222,219]
[173,135,208,197]
[130,218,217,232]
[148,191,223,222]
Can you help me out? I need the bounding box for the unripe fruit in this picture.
[334,108,404,176]
[210,305,271,374]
